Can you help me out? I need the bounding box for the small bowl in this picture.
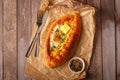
[68,57,85,74]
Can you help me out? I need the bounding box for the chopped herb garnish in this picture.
[61,32,66,36]
[57,45,62,51]
[51,45,56,51]
[55,28,59,32]
[61,38,65,43]
[58,49,62,51]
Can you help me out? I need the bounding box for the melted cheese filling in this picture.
[50,23,71,51]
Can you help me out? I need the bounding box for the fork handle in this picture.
[25,33,38,57]
[34,33,39,57]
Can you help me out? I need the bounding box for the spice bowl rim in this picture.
[68,56,85,74]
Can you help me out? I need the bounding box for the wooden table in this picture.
[0,0,120,80]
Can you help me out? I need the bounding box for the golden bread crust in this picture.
[44,13,81,68]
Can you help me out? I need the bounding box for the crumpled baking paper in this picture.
[25,0,95,80]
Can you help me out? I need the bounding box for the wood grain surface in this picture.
[17,0,32,80]
[86,0,102,80]
[0,0,120,80]
[101,0,116,80]
[3,0,17,80]
[115,0,120,80]
[0,0,3,79]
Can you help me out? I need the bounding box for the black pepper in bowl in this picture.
[70,59,83,72]
[68,57,85,73]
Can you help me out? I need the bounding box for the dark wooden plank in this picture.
[0,0,3,79]
[31,0,40,28]
[115,0,120,80]
[17,0,32,80]
[3,0,17,80]
[86,0,102,80]
[101,0,116,80]
[31,0,40,80]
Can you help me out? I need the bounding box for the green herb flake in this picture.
[61,32,66,36]
[51,45,56,51]
[55,28,59,32]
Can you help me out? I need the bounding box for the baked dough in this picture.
[44,13,81,68]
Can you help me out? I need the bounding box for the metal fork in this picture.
[25,12,42,57]
[34,18,42,57]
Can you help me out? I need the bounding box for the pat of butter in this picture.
[60,23,70,34]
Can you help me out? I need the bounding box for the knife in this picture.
[25,1,49,57]
[25,11,43,57]
[34,12,42,57]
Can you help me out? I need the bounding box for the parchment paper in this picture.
[25,0,95,80]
